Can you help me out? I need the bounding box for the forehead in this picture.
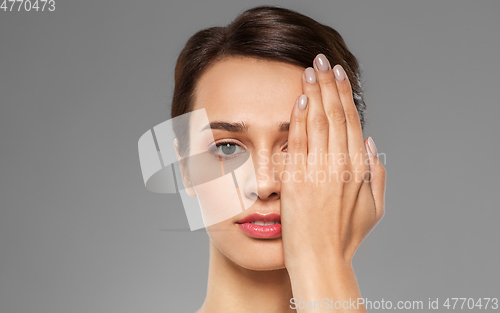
[193,56,304,125]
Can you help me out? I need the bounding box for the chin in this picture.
[207,222,286,271]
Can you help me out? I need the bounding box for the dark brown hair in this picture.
[172,5,365,157]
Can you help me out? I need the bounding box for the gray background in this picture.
[1,0,499,312]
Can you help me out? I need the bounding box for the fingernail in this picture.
[367,137,378,157]
[298,95,308,110]
[314,54,330,72]
[333,64,346,82]
[304,67,317,83]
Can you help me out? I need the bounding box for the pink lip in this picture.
[236,213,281,239]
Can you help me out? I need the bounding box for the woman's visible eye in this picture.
[211,141,245,158]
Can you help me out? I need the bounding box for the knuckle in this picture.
[292,114,305,124]
[304,85,321,97]
[345,111,360,124]
[319,75,336,88]
[310,114,329,130]
[327,107,346,125]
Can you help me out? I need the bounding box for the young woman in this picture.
[171,5,386,312]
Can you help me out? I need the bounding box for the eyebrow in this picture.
[200,121,290,133]
[278,121,289,132]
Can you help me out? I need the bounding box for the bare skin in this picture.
[185,55,386,313]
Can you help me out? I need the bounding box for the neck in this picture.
[198,240,295,313]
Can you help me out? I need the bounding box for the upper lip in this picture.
[236,212,281,224]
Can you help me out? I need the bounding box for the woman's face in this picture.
[188,56,304,270]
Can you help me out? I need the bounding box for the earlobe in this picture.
[173,138,197,198]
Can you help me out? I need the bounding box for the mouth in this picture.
[236,213,281,239]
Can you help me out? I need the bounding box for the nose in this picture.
[243,148,282,201]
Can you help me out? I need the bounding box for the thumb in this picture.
[365,137,387,221]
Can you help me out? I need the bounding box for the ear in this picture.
[173,138,197,197]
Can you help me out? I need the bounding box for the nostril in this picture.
[269,192,280,200]
[259,192,280,201]
[249,192,259,201]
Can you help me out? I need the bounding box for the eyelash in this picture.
[282,142,288,152]
[208,140,246,160]
[208,140,288,159]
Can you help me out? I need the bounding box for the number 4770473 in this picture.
[1,0,55,12]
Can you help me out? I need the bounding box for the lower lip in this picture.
[237,222,282,239]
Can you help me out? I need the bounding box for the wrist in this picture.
[286,250,353,276]
[287,258,359,303]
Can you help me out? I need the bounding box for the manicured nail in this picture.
[298,95,308,110]
[304,67,317,83]
[314,54,330,72]
[333,64,346,82]
[367,137,378,157]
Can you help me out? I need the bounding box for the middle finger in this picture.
[313,54,349,163]
[302,67,329,170]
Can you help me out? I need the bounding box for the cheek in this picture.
[189,149,258,227]
[193,173,243,227]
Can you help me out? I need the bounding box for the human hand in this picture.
[280,53,386,272]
